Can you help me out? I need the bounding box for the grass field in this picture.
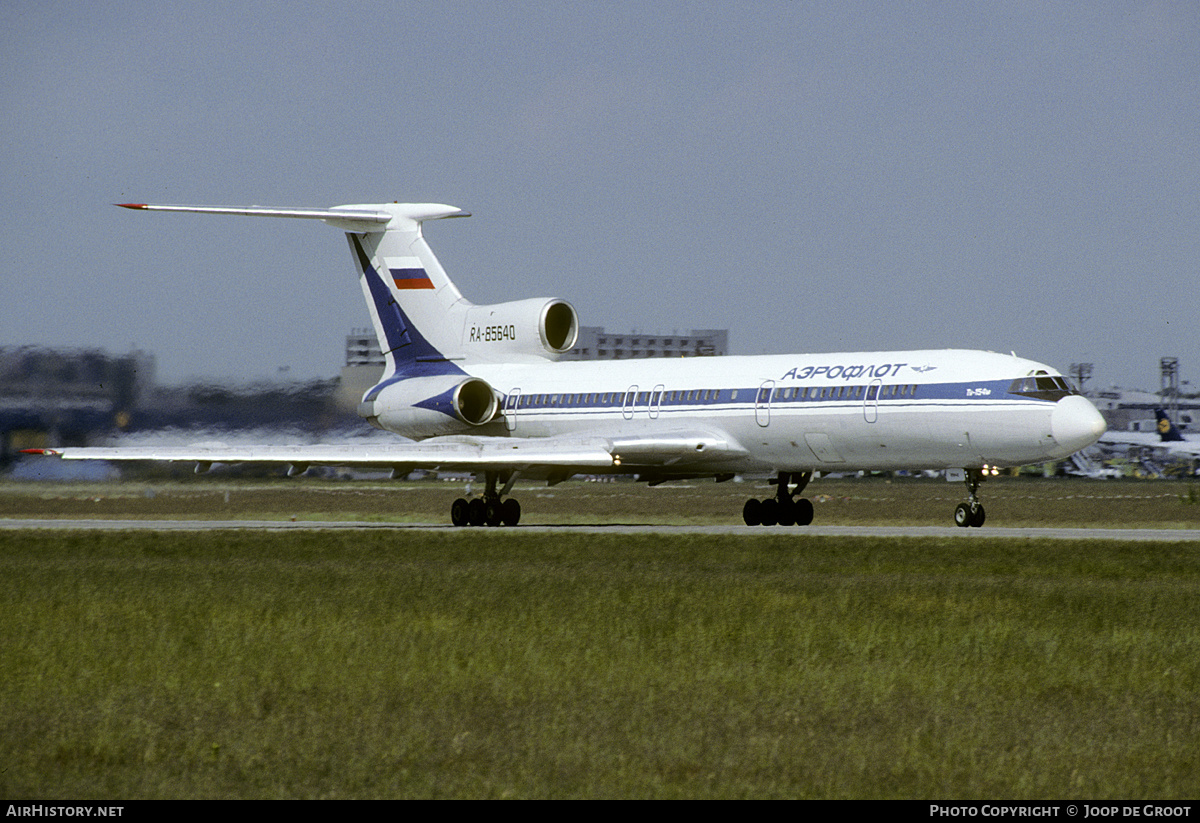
[2,523,1199,798]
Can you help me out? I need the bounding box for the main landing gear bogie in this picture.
[451,471,522,527]
[743,471,814,527]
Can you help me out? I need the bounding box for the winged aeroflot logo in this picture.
[911,365,937,373]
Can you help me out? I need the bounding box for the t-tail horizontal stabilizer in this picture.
[115,202,469,232]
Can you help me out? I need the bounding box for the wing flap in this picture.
[607,431,749,466]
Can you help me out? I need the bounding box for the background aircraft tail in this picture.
[1154,409,1187,442]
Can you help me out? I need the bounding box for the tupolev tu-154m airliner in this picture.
[27,202,1107,527]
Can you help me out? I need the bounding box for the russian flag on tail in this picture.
[390,267,435,289]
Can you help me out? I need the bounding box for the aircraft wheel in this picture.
[450,497,470,527]
[776,499,796,527]
[485,499,503,527]
[759,498,779,527]
[954,503,972,528]
[468,498,487,527]
[970,504,986,528]
[793,498,814,526]
[742,498,761,526]
[501,498,521,527]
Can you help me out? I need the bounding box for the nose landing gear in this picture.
[953,467,991,527]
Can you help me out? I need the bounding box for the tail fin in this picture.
[339,203,473,378]
[1154,409,1187,442]
[117,202,472,378]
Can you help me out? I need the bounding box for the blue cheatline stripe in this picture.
[503,381,1057,411]
[376,377,1055,423]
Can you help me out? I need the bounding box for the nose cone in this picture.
[1050,395,1106,457]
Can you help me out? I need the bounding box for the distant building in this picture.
[1090,387,1199,434]
[338,328,385,413]
[344,328,384,368]
[0,346,155,458]
[562,327,729,360]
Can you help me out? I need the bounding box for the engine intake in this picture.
[540,300,578,353]
[359,375,500,437]
[462,298,579,360]
[453,377,499,426]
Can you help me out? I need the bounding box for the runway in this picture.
[3,518,1199,541]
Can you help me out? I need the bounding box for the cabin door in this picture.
[864,379,882,423]
[756,380,775,427]
[648,384,664,419]
[504,389,521,432]
[622,385,638,420]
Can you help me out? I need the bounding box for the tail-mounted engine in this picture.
[461,298,579,361]
[359,375,501,437]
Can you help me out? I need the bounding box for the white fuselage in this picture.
[372,348,1106,474]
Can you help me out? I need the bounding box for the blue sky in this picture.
[3,1,1197,391]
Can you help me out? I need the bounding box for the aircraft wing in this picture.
[1097,431,1158,448]
[1097,432,1200,457]
[23,430,748,475]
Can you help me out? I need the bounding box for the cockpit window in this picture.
[1008,371,1078,401]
